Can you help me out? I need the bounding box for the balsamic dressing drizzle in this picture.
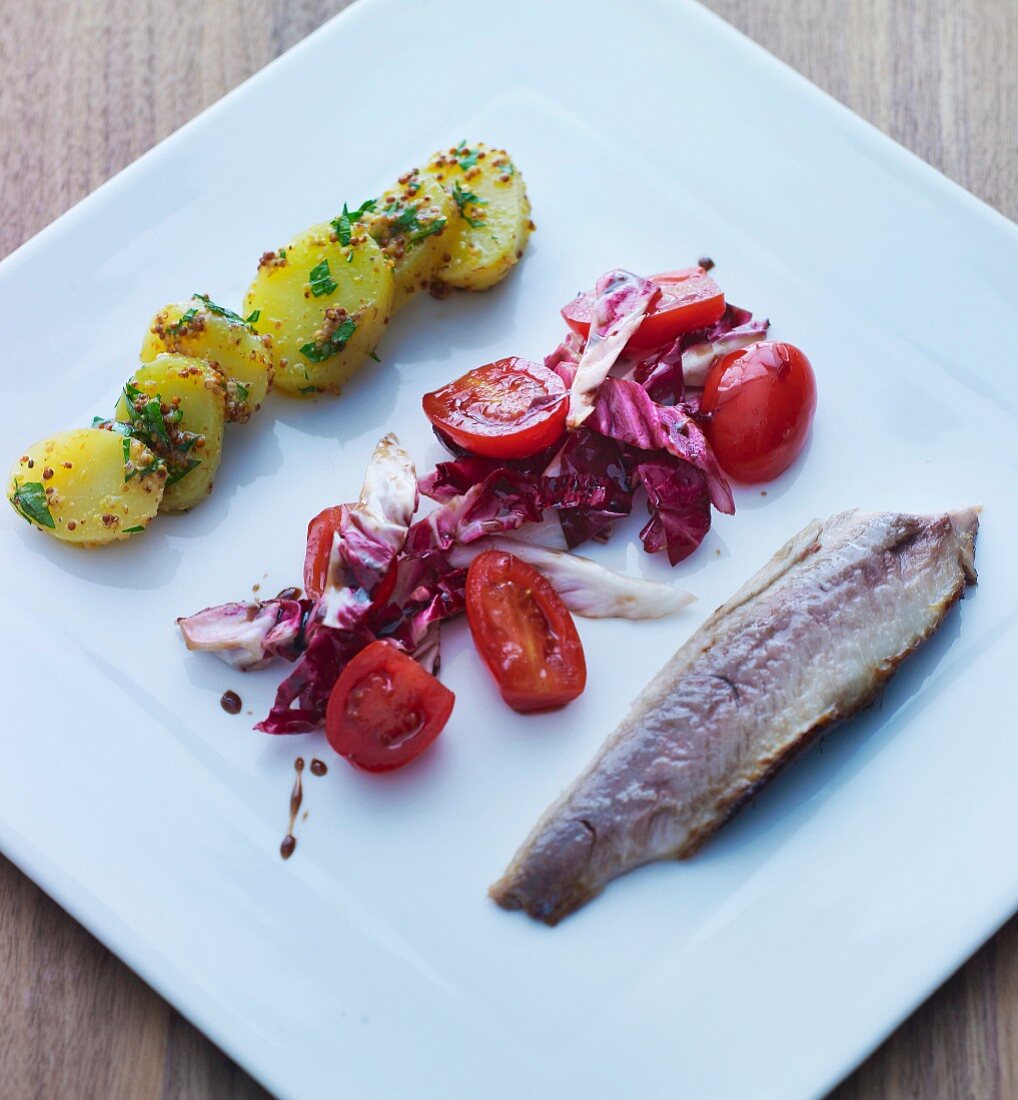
[280,757,305,860]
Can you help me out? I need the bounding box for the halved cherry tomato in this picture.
[465,550,586,712]
[700,340,817,483]
[422,357,568,460]
[562,268,725,352]
[325,641,455,772]
[304,505,343,599]
[304,506,397,607]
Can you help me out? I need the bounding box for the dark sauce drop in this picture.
[220,690,242,715]
[697,255,715,272]
[310,758,328,777]
[280,757,305,860]
[276,585,302,601]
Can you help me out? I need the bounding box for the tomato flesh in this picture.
[422,357,568,460]
[325,641,454,772]
[303,505,343,599]
[304,508,397,608]
[700,340,817,483]
[465,550,586,712]
[562,268,725,352]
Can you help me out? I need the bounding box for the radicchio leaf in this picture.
[633,455,713,565]
[447,538,695,618]
[320,433,417,630]
[255,624,375,734]
[176,599,310,670]
[586,377,734,515]
[566,270,659,429]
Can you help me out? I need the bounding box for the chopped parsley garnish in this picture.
[119,383,200,485]
[368,351,381,363]
[298,385,319,395]
[124,525,145,534]
[167,306,199,336]
[169,295,258,333]
[299,317,357,363]
[383,202,447,245]
[309,259,338,298]
[165,459,200,486]
[245,309,261,325]
[346,250,354,263]
[123,383,170,447]
[331,198,377,246]
[455,140,479,171]
[193,293,256,328]
[9,479,54,528]
[452,181,487,228]
[234,381,250,402]
[278,248,287,260]
[122,435,132,468]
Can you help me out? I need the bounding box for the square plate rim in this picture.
[1,2,1016,1098]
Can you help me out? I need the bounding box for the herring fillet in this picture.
[489,508,980,925]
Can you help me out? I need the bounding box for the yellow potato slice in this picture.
[421,142,532,291]
[141,295,273,422]
[243,222,394,396]
[7,428,165,544]
[115,354,226,512]
[363,170,456,305]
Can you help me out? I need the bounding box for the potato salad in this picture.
[8,142,532,545]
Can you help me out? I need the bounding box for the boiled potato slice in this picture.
[141,295,273,422]
[115,354,226,512]
[243,223,393,396]
[421,142,532,291]
[364,170,456,305]
[7,428,165,544]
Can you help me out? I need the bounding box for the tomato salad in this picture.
[178,262,816,775]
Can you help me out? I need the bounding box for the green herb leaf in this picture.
[122,435,132,469]
[368,351,381,363]
[331,198,377,246]
[346,250,354,263]
[124,525,145,534]
[278,248,287,260]
[167,306,199,336]
[298,385,319,395]
[245,309,260,325]
[308,259,338,298]
[191,293,256,328]
[299,317,357,363]
[234,381,250,402]
[455,142,480,171]
[408,217,447,244]
[165,459,200,486]
[451,181,487,228]
[10,480,55,528]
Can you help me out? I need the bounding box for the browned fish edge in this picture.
[490,512,978,926]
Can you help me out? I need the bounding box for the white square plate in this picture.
[2,1,1016,1096]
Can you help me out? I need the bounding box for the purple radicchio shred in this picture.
[585,377,734,515]
[176,598,312,670]
[544,428,634,547]
[631,454,713,565]
[255,622,378,734]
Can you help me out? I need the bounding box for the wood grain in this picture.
[0,1,1014,1096]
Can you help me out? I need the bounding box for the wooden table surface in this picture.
[1,1,1015,1096]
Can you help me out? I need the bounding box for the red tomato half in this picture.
[700,341,817,483]
[422,357,568,460]
[325,641,455,772]
[465,551,586,713]
[304,505,343,599]
[304,506,397,607]
[562,268,725,352]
